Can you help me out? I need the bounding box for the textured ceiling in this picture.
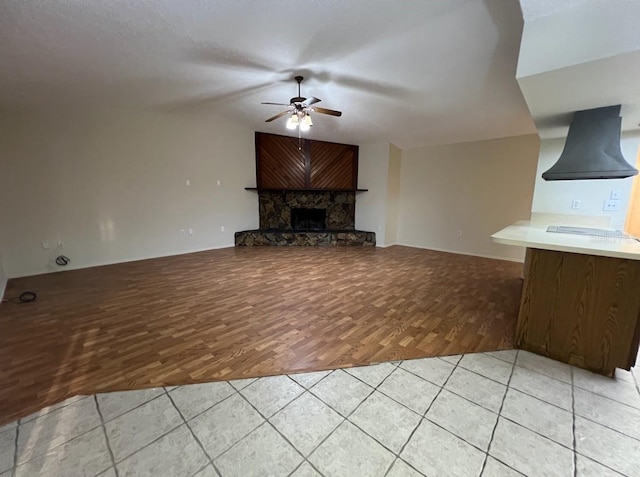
[0,0,536,148]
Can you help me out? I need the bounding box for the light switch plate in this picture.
[611,190,622,200]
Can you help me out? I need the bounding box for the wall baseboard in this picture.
[393,242,525,263]
[9,243,237,279]
[8,241,524,280]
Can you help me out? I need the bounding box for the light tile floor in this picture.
[1,350,640,476]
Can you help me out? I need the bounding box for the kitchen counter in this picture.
[492,220,640,376]
[492,220,640,260]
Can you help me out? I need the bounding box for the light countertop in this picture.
[492,221,640,260]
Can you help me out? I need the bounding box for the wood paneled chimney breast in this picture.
[255,132,359,191]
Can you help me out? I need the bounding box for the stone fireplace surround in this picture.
[235,190,376,246]
[259,191,355,230]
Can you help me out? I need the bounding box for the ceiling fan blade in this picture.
[265,110,291,122]
[312,107,342,117]
[302,97,321,107]
[262,102,291,106]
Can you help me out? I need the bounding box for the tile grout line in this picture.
[12,389,174,469]
[94,395,120,477]
[510,387,640,443]
[461,366,640,443]
[15,395,90,426]
[311,358,527,475]
[163,388,223,477]
[343,371,427,464]
[337,364,407,476]
[99,390,167,425]
[187,463,213,477]
[183,371,333,476]
[233,390,319,476]
[382,358,459,477]
[481,349,519,477]
[574,451,631,476]
[109,416,183,465]
[10,424,19,477]
[285,370,332,392]
[12,408,106,469]
[168,384,239,424]
[571,367,577,477]
[301,364,408,477]
[427,357,577,454]
[6,353,636,477]
[298,360,410,475]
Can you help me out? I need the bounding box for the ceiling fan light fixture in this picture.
[299,114,312,131]
[286,114,298,130]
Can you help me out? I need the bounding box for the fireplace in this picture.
[292,208,326,231]
[235,132,376,246]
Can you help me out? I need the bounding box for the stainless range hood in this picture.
[542,105,638,181]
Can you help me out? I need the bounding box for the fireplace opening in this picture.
[291,208,326,231]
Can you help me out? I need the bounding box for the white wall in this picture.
[385,144,402,245]
[531,131,640,230]
[0,108,258,278]
[397,134,540,261]
[356,142,391,246]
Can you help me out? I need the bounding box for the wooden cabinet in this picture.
[255,132,358,190]
[516,248,640,376]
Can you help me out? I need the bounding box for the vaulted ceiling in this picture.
[0,0,536,148]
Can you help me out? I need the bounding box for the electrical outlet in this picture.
[57,241,64,249]
[217,180,221,186]
[41,241,50,250]
[456,230,463,237]
[221,225,225,232]
[571,199,581,209]
[180,229,186,236]
[188,228,193,236]
[603,199,621,211]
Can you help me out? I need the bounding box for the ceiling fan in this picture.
[262,76,342,131]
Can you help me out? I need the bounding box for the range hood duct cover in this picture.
[542,105,638,181]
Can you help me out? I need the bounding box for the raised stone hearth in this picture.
[235,230,376,246]
[234,189,375,246]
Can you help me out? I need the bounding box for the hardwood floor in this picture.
[0,246,523,424]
